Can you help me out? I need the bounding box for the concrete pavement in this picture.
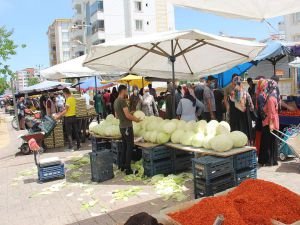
[0,110,299,225]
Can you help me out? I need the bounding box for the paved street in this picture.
[0,110,299,225]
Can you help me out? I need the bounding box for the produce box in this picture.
[233,149,257,171]
[192,156,234,180]
[142,146,172,162]
[87,105,97,116]
[91,136,111,152]
[75,97,88,117]
[111,140,123,167]
[194,173,235,198]
[90,150,114,182]
[235,168,257,186]
[53,122,64,148]
[144,159,173,177]
[173,154,193,173]
[43,132,55,149]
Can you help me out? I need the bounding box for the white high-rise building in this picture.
[47,19,72,66]
[71,0,175,58]
[279,12,300,42]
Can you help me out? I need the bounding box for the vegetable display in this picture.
[90,114,249,151]
[168,179,300,225]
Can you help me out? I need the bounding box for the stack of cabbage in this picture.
[89,114,121,137]
[133,116,248,152]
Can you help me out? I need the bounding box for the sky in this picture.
[0,0,282,72]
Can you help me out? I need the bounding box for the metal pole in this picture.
[94,76,97,93]
[170,40,176,119]
[78,78,81,93]
[11,78,19,130]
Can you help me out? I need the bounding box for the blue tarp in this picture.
[77,77,114,91]
[214,41,291,88]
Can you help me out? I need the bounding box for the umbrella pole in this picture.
[170,40,176,119]
[78,78,81,93]
[94,76,97,94]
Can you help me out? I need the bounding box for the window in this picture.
[63,51,70,61]
[90,0,104,16]
[134,1,142,12]
[92,20,105,34]
[135,20,143,31]
[93,39,105,45]
[62,32,69,41]
[294,13,300,23]
[61,23,69,30]
[62,42,69,49]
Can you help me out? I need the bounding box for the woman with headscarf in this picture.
[176,86,204,122]
[137,87,158,116]
[129,87,141,112]
[258,79,279,166]
[228,76,254,140]
[255,78,268,155]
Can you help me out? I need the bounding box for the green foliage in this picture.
[28,77,40,86]
[0,77,8,95]
[0,26,26,76]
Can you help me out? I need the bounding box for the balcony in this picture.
[70,28,84,40]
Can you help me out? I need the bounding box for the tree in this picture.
[0,77,8,95]
[28,77,40,86]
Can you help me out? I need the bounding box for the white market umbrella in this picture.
[41,55,99,80]
[169,0,300,21]
[289,57,300,68]
[21,81,71,94]
[84,29,265,115]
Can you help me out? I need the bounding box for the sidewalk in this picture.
[0,110,299,225]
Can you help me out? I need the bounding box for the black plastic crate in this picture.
[194,173,235,198]
[172,149,193,159]
[144,159,173,177]
[235,168,257,186]
[233,150,257,171]
[89,150,114,182]
[91,137,111,152]
[142,146,172,162]
[173,155,193,173]
[192,156,234,180]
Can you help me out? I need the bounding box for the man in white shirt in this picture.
[55,93,65,112]
[82,91,90,106]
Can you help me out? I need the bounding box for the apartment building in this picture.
[71,0,175,57]
[279,12,300,42]
[16,68,39,91]
[47,19,72,66]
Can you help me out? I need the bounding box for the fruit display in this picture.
[90,114,121,137]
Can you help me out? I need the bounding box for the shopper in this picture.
[203,76,216,121]
[224,74,239,116]
[55,88,81,150]
[165,85,174,119]
[110,87,118,116]
[195,78,206,102]
[39,91,47,118]
[138,87,158,116]
[247,77,256,105]
[129,88,140,112]
[176,86,204,122]
[258,80,279,166]
[17,97,26,130]
[175,85,183,111]
[214,88,225,122]
[148,83,157,99]
[228,76,254,140]
[82,91,90,106]
[94,91,106,120]
[46,93,57,116]
[255,78,268,155]
[103,89,111,114]
[114,85,140,174]
[56,93,65,112]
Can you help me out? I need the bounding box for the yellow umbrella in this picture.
[118,75,150,89]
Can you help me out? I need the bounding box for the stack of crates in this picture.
[53,122,64,148]
[172,150,193,173]
[143,146,173,177]
[233,150,257,186]
[89,150,114,182]
[75,98,87,117]
[111,141,123,167]
[44,132,55,149]
[87,105,97,116]
[91,137,111,152]
[192,156,235,199]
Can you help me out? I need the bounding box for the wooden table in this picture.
[134,141,162,149]
[90,132,122,140]
[165,143,255,157]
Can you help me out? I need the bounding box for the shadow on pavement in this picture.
[276,160,300,173]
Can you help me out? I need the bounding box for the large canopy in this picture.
[74,77,115,91]
[117,75,150,88]
[40,55,99,80]
[20,81,71,94]
[84,29,265,80]
[169,0,300,21]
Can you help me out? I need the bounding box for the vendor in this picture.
[55,88,81,151]
[114,85,140,175]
